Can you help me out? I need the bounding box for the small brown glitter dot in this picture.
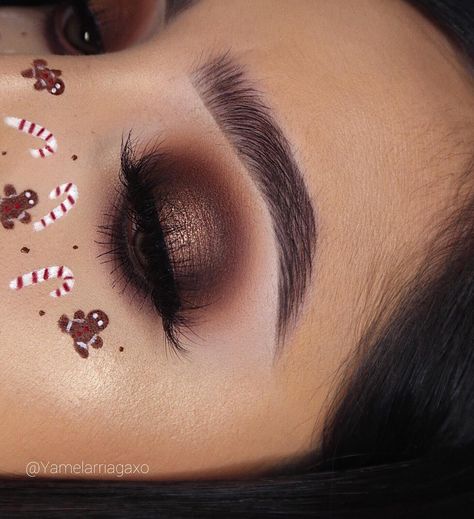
[71,154,78,161]
[1,151,6,156]
[39,310,45,316]
[21,31,27,37]
[73,245,79,250]
[119,347,124,352]
[20,247,30,254]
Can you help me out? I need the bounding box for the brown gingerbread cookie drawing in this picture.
[21,59,65,96]
[58,310,109,358]
[0,184,39,230]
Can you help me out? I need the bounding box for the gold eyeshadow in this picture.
[149,150,245,307]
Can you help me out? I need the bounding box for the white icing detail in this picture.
[66,320,73,333]
[92,313,98,319]
[25,192,31,198]
[29,199,35,205]
[97,320,103,327]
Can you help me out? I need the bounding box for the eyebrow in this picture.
[192,54,317,346]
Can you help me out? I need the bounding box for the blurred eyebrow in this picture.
[192,54,317,347]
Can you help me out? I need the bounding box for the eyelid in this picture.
[97,134,249,356]
[89,0,167,52]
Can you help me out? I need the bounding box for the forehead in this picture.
[178,0,472,352]
[177,1,461,189]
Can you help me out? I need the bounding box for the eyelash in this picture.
[96,135,194,355]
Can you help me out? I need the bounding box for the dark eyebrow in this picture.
[192,54,317,346]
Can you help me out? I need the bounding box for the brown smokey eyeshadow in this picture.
[152,149,246,308]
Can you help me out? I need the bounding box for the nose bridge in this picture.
[1,54,129,165]
[0,48,188,231]
[0,52,138,114]
[0,47,171,264]
[0,7,51,55]
[0,55,112,277]
[1,41,194,158]
[0,50,155,173]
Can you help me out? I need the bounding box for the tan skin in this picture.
[0,0,472,479]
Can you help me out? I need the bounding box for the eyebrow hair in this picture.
[192,54,317,346]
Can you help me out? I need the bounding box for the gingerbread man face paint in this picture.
[1,184,38,230]
[21,59,65,96]
[58,310,110,358]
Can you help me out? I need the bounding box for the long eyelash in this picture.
[96,134,192,356]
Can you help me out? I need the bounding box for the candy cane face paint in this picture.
[21,59,65,96]
[33,182,79,232]
[9,266,75,298]
[1,184,39,230]
[4,117,58,158]
[58,310,110,358]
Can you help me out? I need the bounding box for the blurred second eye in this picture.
[48,0,167,55]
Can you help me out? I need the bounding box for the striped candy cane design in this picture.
[4,116,58,158]
[33,182,79,232]
[9,266,75,298]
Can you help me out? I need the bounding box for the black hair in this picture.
[1,1,474,517]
